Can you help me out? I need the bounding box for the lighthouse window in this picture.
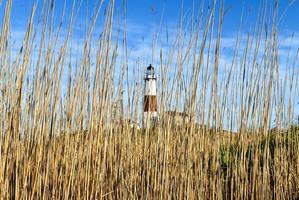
[146,69,154,76]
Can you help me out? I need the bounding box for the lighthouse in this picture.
[143,64,158,128]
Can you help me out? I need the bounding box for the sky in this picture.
[5,0,299,66]
[1,0,299,128]
[3,0,299,58]
[5,0,299,33]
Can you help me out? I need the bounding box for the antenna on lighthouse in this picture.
[143,64,158,128]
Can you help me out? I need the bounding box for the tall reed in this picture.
[0,0,298,199]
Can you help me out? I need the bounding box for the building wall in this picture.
[144,79,157,95]
[143,96,157,112]
[143,111,158,128]
[164,111,189,127]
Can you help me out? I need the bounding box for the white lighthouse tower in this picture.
[143,64,158,128]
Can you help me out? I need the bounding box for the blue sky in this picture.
[5,0,299,67]
[3,0,299,57]
[5,0,299,33]
[1,0,299,128]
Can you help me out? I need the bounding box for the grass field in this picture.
[0,0,299,199]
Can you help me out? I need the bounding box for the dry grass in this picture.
[0,0,299,199]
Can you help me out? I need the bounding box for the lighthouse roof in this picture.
[147,64,154,71]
